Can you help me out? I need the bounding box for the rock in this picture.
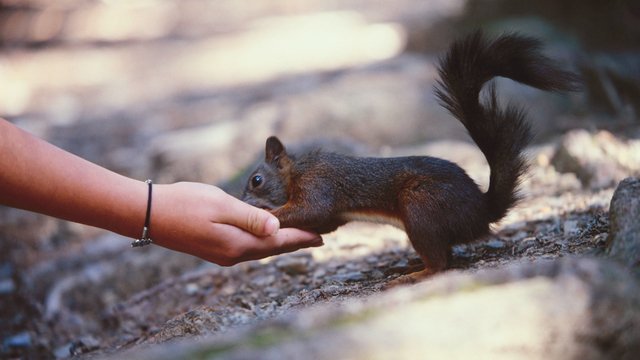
[607,177,640,269]
[105,257,640,360]
[550,130,640,189]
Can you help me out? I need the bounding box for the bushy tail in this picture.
[435,31,580,223]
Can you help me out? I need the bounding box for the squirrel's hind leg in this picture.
[384,196,453,287]
[404,224,451,275]
[384,236,449,287]
[401,191,453,270]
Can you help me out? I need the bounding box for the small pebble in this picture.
[53,343,73,359]
[328,272,366,283]
[0,262,13,278]
[69,336,100,356]
[367,269,386,280]
[251,274,276,287]
[592,233,608,246]
[563,220,580,236]
[516,237,537,253]
[312,268,327,279]
[452,245,472,258]
[0,278,16,295]
[3,332,31,348]
[276,256,310,276]
[486,239,506,249]
[185,283,200,296]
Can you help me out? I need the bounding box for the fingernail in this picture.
[265,217,280,236]
[312,237,324,246]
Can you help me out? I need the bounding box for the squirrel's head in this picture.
[241,136,292,210]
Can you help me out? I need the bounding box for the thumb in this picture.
[217,194,280,236]
[247,208,280,236]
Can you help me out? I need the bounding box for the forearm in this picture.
[0,118,323,265]
[0,119,147,239]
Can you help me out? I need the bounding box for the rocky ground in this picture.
[1,0,639,359]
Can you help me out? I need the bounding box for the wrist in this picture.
[130,180,154,247]
[102,177,150,241]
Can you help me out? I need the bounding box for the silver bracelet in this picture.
[132,179,154,247]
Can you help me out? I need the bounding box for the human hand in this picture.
[0,118,321,264]
[148,182,323,266]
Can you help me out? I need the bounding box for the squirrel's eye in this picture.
[251,175,264,188]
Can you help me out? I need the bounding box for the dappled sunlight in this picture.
[65,1,175,42]
[178,12,406,88]
[0,4,411,120]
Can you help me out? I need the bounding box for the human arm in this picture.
[0,118,322,265]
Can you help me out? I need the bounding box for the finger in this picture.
[270,228,324,251]
[209,225,322,263]
[215,194,280,236]
[245,229,323,261]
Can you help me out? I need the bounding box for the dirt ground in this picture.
[1,0,638,358]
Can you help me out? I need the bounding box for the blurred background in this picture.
[0,0,638,184]
[0,0,638,358]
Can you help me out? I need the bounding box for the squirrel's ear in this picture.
[265,136,288,165]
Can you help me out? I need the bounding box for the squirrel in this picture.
[242,31,579,278]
